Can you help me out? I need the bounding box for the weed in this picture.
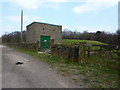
[83,77,89,82]
[72,78,77,80]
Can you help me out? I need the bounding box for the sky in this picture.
[0,0,119,36]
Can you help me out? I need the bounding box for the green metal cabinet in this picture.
[40,35,51,49]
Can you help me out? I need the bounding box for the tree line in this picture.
[62,29,120,45]
[2,31,26,44]
[2,29,120,46]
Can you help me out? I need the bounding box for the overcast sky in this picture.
[0,0,119,36]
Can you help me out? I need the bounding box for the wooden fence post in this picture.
[100,45,102,54]
[87,46,90,57]
[74,43,79,62]
[84,42,86,56]
[79,42,86,63]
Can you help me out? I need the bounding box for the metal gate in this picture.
[40,35,51,49]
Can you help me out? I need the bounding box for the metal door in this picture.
[40,35,51,49]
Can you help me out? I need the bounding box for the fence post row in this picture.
[17,41,119,63]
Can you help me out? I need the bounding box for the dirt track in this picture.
[2,45,80,88]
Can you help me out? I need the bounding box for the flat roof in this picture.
[27,22,62,27]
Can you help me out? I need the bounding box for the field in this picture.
[62,39,107,50]
[62,39,107,45]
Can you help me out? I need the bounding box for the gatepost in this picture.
[79,42,86,63]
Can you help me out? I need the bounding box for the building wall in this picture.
[26,23,37,43]
[26,22,62,44]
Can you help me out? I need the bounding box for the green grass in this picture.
[62,39,107,50]
[8,45,119,88]
[62,39,107,45]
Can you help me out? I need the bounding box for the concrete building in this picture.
[26,22,62,49]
